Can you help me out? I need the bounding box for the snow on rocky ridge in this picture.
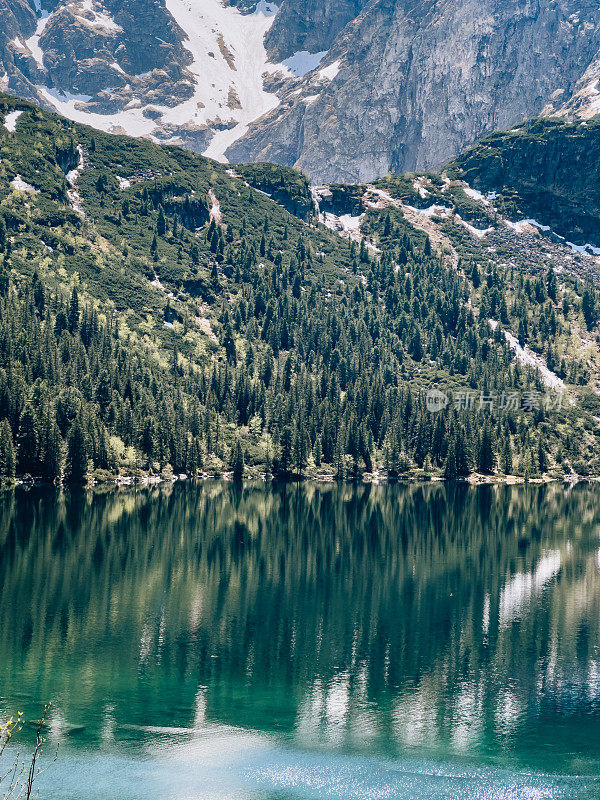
[66,145,86,217]
[21,0,319,162]
[489,321,565,391]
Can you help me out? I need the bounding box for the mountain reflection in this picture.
[0,482,599,772]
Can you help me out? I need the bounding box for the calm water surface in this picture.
[1,482,600,799]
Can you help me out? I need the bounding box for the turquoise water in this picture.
[1,482,600,798]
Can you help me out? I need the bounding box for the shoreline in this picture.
[8,470,600,491]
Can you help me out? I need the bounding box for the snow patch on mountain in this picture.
[66,145,86,216]
[208,189,222,223]
[11,175,38,193]
[75,0,122,32]
[456,216,494,239]
[413,178,430,199]
[505,216,600,257]
[302,95,319,106]
[42,87,93,104]
[316,60,341,83]
[489,321,565,391]
[164,0,283,161]
[503,331,564,390]
[462,184,492,206]
[37,85,157,137]
[321,211,364,243]
[406,204,452,219]
[66,145,84,186]
[505,218,550,235]
[3,110,23,132]
[25,8,51,69]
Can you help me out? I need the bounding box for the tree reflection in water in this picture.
[0,482,599,774]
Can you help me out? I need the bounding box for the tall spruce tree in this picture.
[231,439,244,480]
[65,421,88,485]
[0,420,15,481]
[16,405,39,476]
[477,419,496,475]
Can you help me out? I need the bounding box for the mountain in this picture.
[263,0,368,61]
[544,42,600,121]
[4,0,600,183]
[229,0,600,181]
[1,92,600,484]
[0,0,288,158]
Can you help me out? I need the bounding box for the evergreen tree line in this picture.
[0,242,592,485]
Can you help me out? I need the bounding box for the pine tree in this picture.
[293,424,309,477]
[335,426,346,481]
[67,286,80,334]
[157,205,167,236]
[231,438,244,479]
[501,435,513,475]
[445,423,471,479]
[278,426,293,476]
[187,437,203,476]
[0,216,6,253]
[32,271,45,317]
[538,438,548,476]
[0,420,15,481]
[583,288,597,330]
[65,421,88,485]
[17,405,39,476]
[477,419,495,475]
[471,262,480,289]
[444,435,458,480]
[314,435,322,467]
[95,370,112,415]
[547,266,557,302]
[39,408,62,481]
[347,414,360,475]
[222,319,236,365]
[384,212,392,237]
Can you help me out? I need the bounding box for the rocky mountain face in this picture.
[263,0,368,61]
[228,0,600,182]
[3,0,600,183]
[549,46,600,121]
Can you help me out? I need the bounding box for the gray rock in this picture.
[264,0,368,61]
[550,46,600,120]
[228,0,600,182]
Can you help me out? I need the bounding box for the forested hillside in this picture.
[1,94,600,484]
[449,117,600,248]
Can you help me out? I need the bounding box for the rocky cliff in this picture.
[549,45,600,121]
[228,0,600,182]
[0,0,287,155]
[264,0,368,61]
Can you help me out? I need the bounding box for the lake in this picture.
[1,482,599,799]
